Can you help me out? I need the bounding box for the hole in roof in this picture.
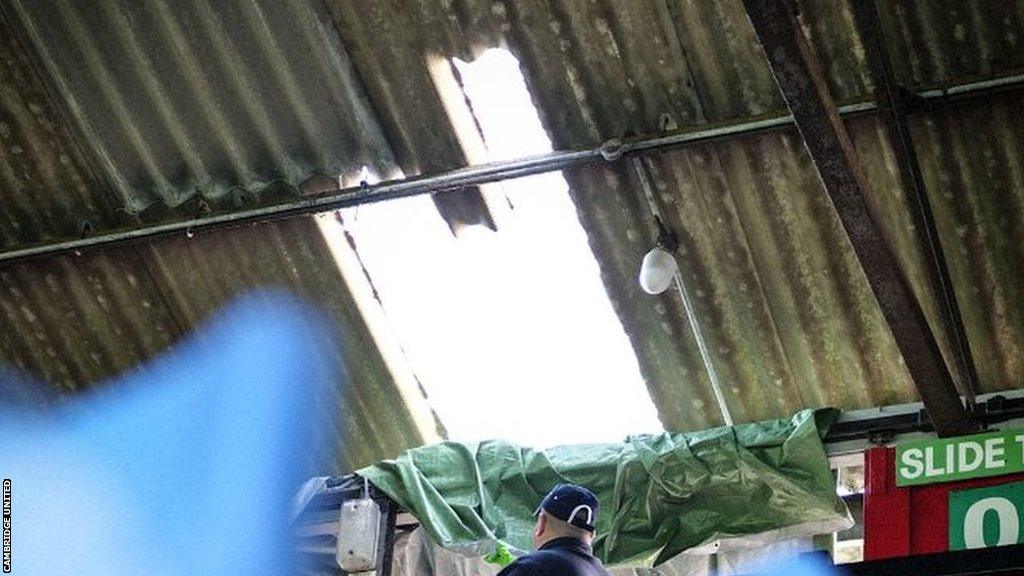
[334,48,661,448]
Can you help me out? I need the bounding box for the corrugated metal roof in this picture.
[0,11,122,247]
[544,1,1024,427]
[0,249,180,388]
[875,0,1024,86]
[559,125,927,430]
[909,92,1024,392]
[0,216,441,472]
[322,0,1024,142]
[0,0,1021,450]
[6,0,394,211]
[0,5,442,471]
[325,0,499,231]
[3,0,494,232]
[138,217,444,471]
[325,0,1024,430]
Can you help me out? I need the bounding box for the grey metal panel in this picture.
[742,0,973,436]
[7,0,397,213]
[0,10,121,248]
[0,218,439,472]
[2,0,1022,444]
[851,0,981,402]
[909,93,1024,398]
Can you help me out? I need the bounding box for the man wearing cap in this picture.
[497,483,612,576]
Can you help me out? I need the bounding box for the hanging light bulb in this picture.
[638,246,678,295]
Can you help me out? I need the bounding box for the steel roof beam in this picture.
[741,0,976,436]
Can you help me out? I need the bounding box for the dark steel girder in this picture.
[741,0,976,436]
[850,0,981,406]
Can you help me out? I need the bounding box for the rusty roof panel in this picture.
[875,0,1024,86]
[0,218,437,472]
[140,217,439,471]
[0,11,121,248]
[565,124,922,431]
[5,0,396,214]
[0,249,180,390]
[1,0,1022,445]
[320,0,1024,430]
[910,93,1024,393]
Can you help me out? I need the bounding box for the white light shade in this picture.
[639,246,678,295]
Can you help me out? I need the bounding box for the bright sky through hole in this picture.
[339,49,661,448]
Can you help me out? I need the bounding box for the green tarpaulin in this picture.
[360,408,850,567]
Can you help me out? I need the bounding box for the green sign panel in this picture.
[949,481,1024,550]
[895,428,1024,486]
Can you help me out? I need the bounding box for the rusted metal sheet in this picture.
[0,10,122,248]
[873,0,1024,87]
[139,217,443,472]
[743,0,973,436]
[0,218,440,472]
[851,0,981,403]
[1,0,1022,445]
[0,1,441,471]
[4,0,390,212]
[908,93,1024,399]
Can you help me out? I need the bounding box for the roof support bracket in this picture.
[741,0,976,436]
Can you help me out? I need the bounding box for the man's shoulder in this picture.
[496,548,608,576]
[495,551,562,576]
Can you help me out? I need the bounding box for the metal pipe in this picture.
[2,74,1022,266]
[671,270,734,426]
[631,156,734,426]
[0,148,598,264]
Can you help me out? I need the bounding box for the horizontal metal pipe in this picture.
[2,74,1022,266]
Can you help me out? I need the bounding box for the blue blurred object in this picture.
[740,551,840,576]
[0,292,337,576]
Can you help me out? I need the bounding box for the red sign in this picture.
[863,446,1024,559]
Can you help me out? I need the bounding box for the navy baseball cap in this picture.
[534,483,599,532]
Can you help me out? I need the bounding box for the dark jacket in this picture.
[496,537,611,576]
